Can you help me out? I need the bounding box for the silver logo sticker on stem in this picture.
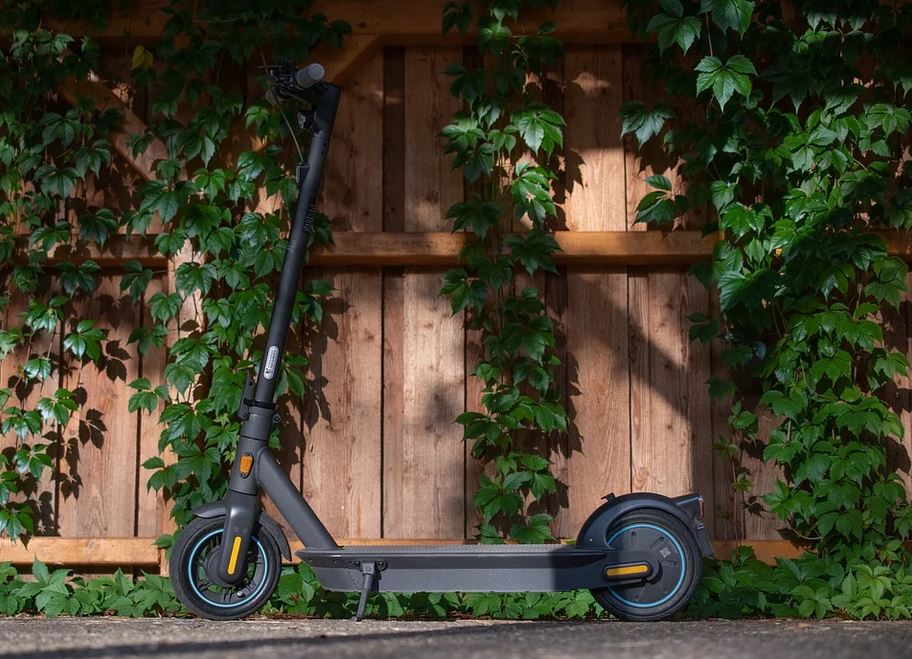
[263,346,279,379]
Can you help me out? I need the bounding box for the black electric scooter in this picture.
[169,60,714,623]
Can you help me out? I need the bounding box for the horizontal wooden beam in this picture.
[0,537,160,567]
[313,0,632,45]
[13,231,912,268]
[1,536,801,567]
[308,231,719,266]
[12,235,166,267]
[50,0,634,44]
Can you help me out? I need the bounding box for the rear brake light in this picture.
[698,496,705,520]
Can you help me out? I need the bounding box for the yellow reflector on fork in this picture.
[604,564,650,578]
[227,536,243,575]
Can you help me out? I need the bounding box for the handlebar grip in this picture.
[295,63,325,89]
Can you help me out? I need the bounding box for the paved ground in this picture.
[1,617,911,658]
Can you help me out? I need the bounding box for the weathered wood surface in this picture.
[556,46,630,538]
[382,47,465,538]
[303,53,385,539]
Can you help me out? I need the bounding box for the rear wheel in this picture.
[170,515,280,620]
[591,509,701,621]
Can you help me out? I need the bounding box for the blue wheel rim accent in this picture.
[606,522,686,609]
[187,529,269,609]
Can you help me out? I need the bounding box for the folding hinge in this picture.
[237,371,277,421]
[237,372,255,420]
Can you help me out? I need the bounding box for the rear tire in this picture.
[170,515,281,620]
[590,509,702,621]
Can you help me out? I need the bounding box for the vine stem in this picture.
[705,14,714,57]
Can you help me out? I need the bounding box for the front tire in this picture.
[590,509,702,621]
[170,515,281,620]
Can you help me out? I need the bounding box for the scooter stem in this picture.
[253,83,341,406]
[215,82,341,585]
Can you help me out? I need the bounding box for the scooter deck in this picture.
[297,543,649,593]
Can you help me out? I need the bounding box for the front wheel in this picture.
[170,515,281,620]
[591,509,702,621]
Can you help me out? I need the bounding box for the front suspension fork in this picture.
[215,399,276,585]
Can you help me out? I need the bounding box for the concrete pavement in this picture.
[0,617,910,658]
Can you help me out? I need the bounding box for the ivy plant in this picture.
[127,1,349,538]
[624,0,912,613]
[0,1,348,540]
[441,0,568,543]
[0,22,113,539]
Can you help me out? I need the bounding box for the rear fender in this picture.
[576,492,713,557]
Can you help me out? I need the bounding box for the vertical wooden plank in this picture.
[622,44,715,534]
[558,46,630,537]
[302,53,384,540]
[685,274,715,535]
[463,323,485,539]
[382,46,464,539]
[564,47,627,232]
[382,46,406,539]
[709,290,738,540]
[382,47,406,234]
[57,275,140,538]
[741,414,783,540]
[544,269,570,534]
[135,274,166,539]
[629,271,714,513]
[94,48,161,544]
[622,44,681,232]
[622,44,651,234]
[461,46,485,540]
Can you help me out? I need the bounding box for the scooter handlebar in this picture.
[295,63,325,89]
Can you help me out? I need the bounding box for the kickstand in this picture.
[351,562,377,623]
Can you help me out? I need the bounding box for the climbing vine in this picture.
[624,0,912,616]
[441,0,567,543]
[0,1,348,540]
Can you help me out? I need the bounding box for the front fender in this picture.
[576,492,713,557]
[192,503,291,560]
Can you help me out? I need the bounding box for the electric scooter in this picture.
[169,60,714,623]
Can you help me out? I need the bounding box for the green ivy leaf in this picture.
[699,0,753,35]
[621,101,674,146]
[36,389,77,426]
[695,55,756,110]
[511,103,564,156]
[149,292,182,324]
[63,320,106,362]
[139,180,181,222]
[647,10,702,54]
[119,261,154,303]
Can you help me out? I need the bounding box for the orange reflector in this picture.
[239,453,254,477]
[227,536,242,575]
[605,564,650,578]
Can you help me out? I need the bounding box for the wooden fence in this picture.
[4,1,912,569]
